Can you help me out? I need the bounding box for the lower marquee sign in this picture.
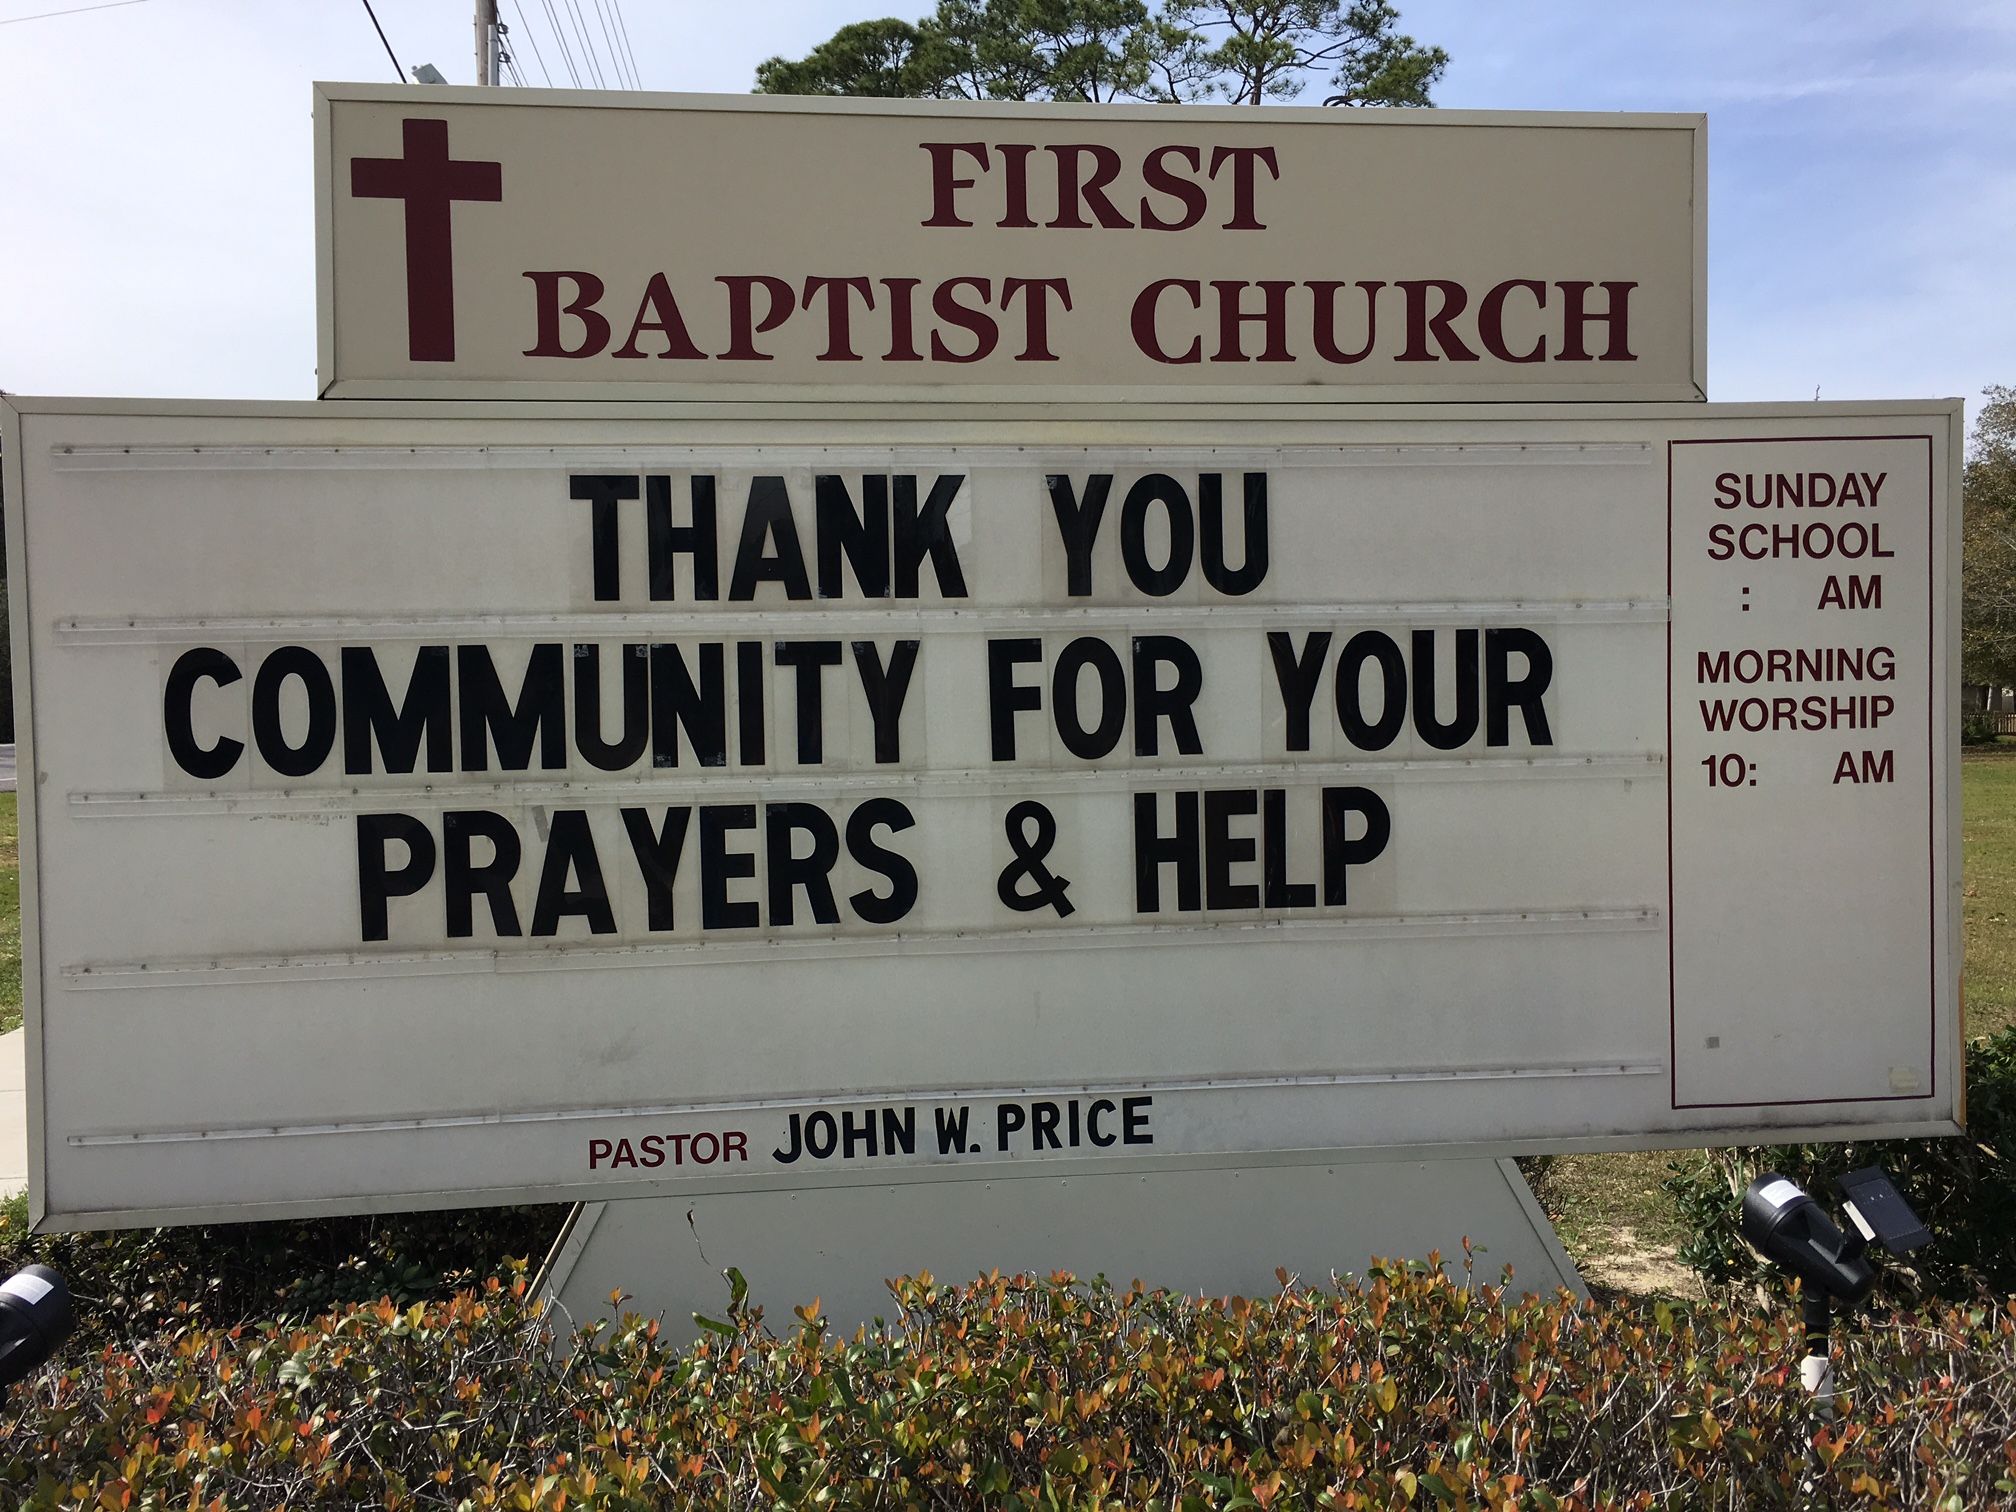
[0,398,1960,1228]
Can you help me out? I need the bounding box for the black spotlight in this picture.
[1741,1167,1929,1406]
[0,1264,74,1389]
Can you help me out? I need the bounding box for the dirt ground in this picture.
[1523,1149,1704,1299]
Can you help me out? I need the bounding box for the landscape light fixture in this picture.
[0,1265,73,1390]
[1741,1167,1929,1407]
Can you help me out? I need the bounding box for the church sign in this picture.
[314,87,1706,402]
[1,86,1960,1253]
[1,397,1958,1228]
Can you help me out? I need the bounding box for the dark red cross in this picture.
[350,119,502,363]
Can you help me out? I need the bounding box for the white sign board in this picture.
[315,87,1706,403]
[2,398,1957,1229]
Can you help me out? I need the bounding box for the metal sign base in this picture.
[539,1157,1585,1338]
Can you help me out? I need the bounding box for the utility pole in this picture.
[475,0,499,86]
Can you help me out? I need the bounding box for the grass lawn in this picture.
[1962,744,2016,1039]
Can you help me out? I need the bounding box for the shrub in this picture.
[0,1192,569,1346]
[1663,1028,2016,1300]
[4,1260,2015,1509]
[1963,714,2002,745]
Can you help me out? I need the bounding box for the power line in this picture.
[607,0,641,89]
[493,13,525,86]
[590,0,633,90]
[0,0,147,26]
[499,0,637,92]
[509,0,553,86]
[547,0,584,87]
[613,0,639,89]
[572,0,600,88]
[538,0,583,88]
[561,0,606,89]
[494,20,523,87]
[357,0,403,82]
[589,0,619,85]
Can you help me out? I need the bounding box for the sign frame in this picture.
[2,395,1961,1233]
[311,85,1709,406]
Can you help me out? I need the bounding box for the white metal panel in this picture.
[1669,436,1938,1107]
[543,1158,1586,1339]
[1,398,1958,1230]
[314,87,1706,403]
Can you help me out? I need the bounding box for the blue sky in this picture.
[0,0,2008,419]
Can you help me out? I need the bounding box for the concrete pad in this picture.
[0,1028,25,1200]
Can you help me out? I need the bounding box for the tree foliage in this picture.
[750,19,926,98]
[753,0,1447,106]
[1168,1,1448,105]
[1965,386,2016,689]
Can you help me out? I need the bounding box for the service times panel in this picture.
[1669,434,1941,1110]
[3,401,1959,1227]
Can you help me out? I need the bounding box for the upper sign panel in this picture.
[315,86,1705,402]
